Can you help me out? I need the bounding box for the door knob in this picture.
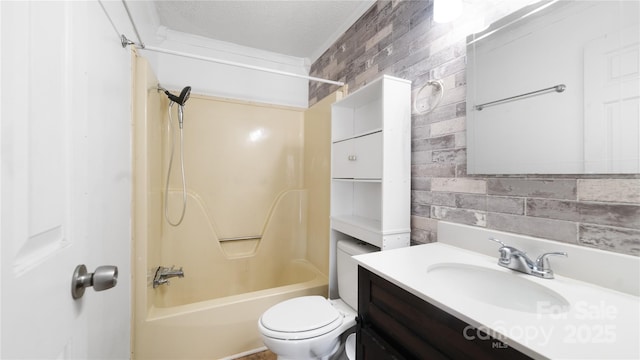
[71,264,118,299]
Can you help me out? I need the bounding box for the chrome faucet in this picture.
[153,266,184,288]
[488,238,567,279]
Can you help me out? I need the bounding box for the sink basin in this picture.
[426,263,570,314]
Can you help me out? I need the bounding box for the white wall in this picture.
[143,28,310,108]
[107,0,310,108]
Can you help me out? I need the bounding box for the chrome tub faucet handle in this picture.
[153,265,185,288]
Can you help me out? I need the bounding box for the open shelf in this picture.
[332,96,383,142]
[331,215,382,248]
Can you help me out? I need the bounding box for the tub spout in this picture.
[153,266,184,288]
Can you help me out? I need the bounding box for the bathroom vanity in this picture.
[354,222,640,359]
[357,266,529,359]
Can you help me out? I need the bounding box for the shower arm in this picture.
[158,84,191,107]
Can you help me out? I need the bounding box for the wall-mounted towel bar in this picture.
[475,84,566,111]
[218,235,262,242]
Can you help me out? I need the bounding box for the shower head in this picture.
[160,86,192,106]
[177,86,191,105]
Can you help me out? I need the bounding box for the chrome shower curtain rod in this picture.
[110,0,345,87]
[139,43,345,86]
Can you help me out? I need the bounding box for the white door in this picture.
[1,1,131,359]
[584,23,640,173]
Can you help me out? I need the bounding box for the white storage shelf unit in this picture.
[330,75,411,251]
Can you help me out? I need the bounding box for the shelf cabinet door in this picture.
[354,132,382,179]
[332,140,355,179]
[332,132,382,179]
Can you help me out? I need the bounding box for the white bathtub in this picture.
[135,260,327,359]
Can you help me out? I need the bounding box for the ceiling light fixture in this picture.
[434,0,463,23]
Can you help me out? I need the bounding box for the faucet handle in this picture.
[534,252,568,279]
[488,237,514,265]
[535,252,568,270]
[488,237,506,247]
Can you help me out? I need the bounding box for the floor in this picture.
[234,350,277,360]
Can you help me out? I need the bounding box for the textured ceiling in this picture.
[154,0,376,61]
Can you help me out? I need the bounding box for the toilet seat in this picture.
[259,296,343,340]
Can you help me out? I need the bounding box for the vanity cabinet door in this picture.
[357,267,532,360]
[358,327,408,360]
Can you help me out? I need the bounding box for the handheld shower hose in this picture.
[161,85,191,226]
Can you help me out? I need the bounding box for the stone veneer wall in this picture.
[309,0,640,256]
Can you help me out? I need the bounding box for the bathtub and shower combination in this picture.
[133,57,334,359]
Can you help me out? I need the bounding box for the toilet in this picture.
[258,239,377,360]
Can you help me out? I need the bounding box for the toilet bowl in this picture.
[258,239,378,360]
[259,296,356,360]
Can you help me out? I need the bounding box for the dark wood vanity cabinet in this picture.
[357,266,532,360]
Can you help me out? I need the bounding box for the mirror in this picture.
[466,0,639,174]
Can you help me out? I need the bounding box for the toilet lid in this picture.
[260,296,342,340]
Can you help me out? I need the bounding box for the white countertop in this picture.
[354,242,640,360]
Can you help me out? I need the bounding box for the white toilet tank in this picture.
[336,239,378,310]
